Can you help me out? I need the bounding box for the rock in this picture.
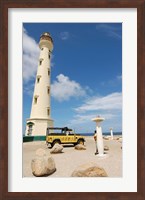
[75,144,86,150]
[50,144,63,154]
[31,156,56,177]
[103,136,111,140]
[116,137,122,143]
[71,162,108,177]
[35,148,46,157]
[104,146,109,151]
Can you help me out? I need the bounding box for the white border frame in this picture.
[8,8,137,192]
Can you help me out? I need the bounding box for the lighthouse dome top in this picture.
[39,32,53,51]
[41,32,51,37]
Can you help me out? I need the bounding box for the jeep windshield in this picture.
[46,127,73,135]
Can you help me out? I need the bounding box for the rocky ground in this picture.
[23,136,122,177]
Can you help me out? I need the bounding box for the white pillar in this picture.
[110,128,113,140]
[25,32,54,136]
[92,116,106,157]
[96,122,104,155]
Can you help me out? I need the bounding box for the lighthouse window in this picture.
[37,76,41,83]
[41,48,44,50]
[48,70,50,76]
[47,108,50,116]
[34,97,38,104]
[39,60,42,65]
[47,87,50,94]
[37,77,40,83]
[48,54,50,59]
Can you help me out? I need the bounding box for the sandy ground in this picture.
[23,136,122,177]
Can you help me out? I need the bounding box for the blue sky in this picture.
[23,23,122,134]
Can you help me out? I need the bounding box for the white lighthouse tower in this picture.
[25,32,54,136]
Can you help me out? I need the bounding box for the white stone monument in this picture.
[110,127,114,140]
[25,32,54,136]
[92,116,106,157]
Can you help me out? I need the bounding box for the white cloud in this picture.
[68,92,122,131]
[69,113,116,125]
[23,27,54,83]
[96,24,122,39]
[23,27,40,82]
[75,92,122,112]
[59,32,69,40]
[117,75,122,80]
[51,74,86,101]
[23,83,34,97]
[100,74,122,87]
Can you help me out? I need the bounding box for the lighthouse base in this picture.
[25,118,53,136]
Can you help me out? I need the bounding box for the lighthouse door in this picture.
[27,122,34,135]
[28,125,33,135]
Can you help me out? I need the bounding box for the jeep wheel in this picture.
[77,140,84,145]
[52,140,61,147]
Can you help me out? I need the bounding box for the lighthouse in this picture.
[25,32,54,136]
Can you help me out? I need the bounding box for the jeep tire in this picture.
[52,140,61,147]
[77,139,84,145]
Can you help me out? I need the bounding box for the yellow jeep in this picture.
[46,127,85,147]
